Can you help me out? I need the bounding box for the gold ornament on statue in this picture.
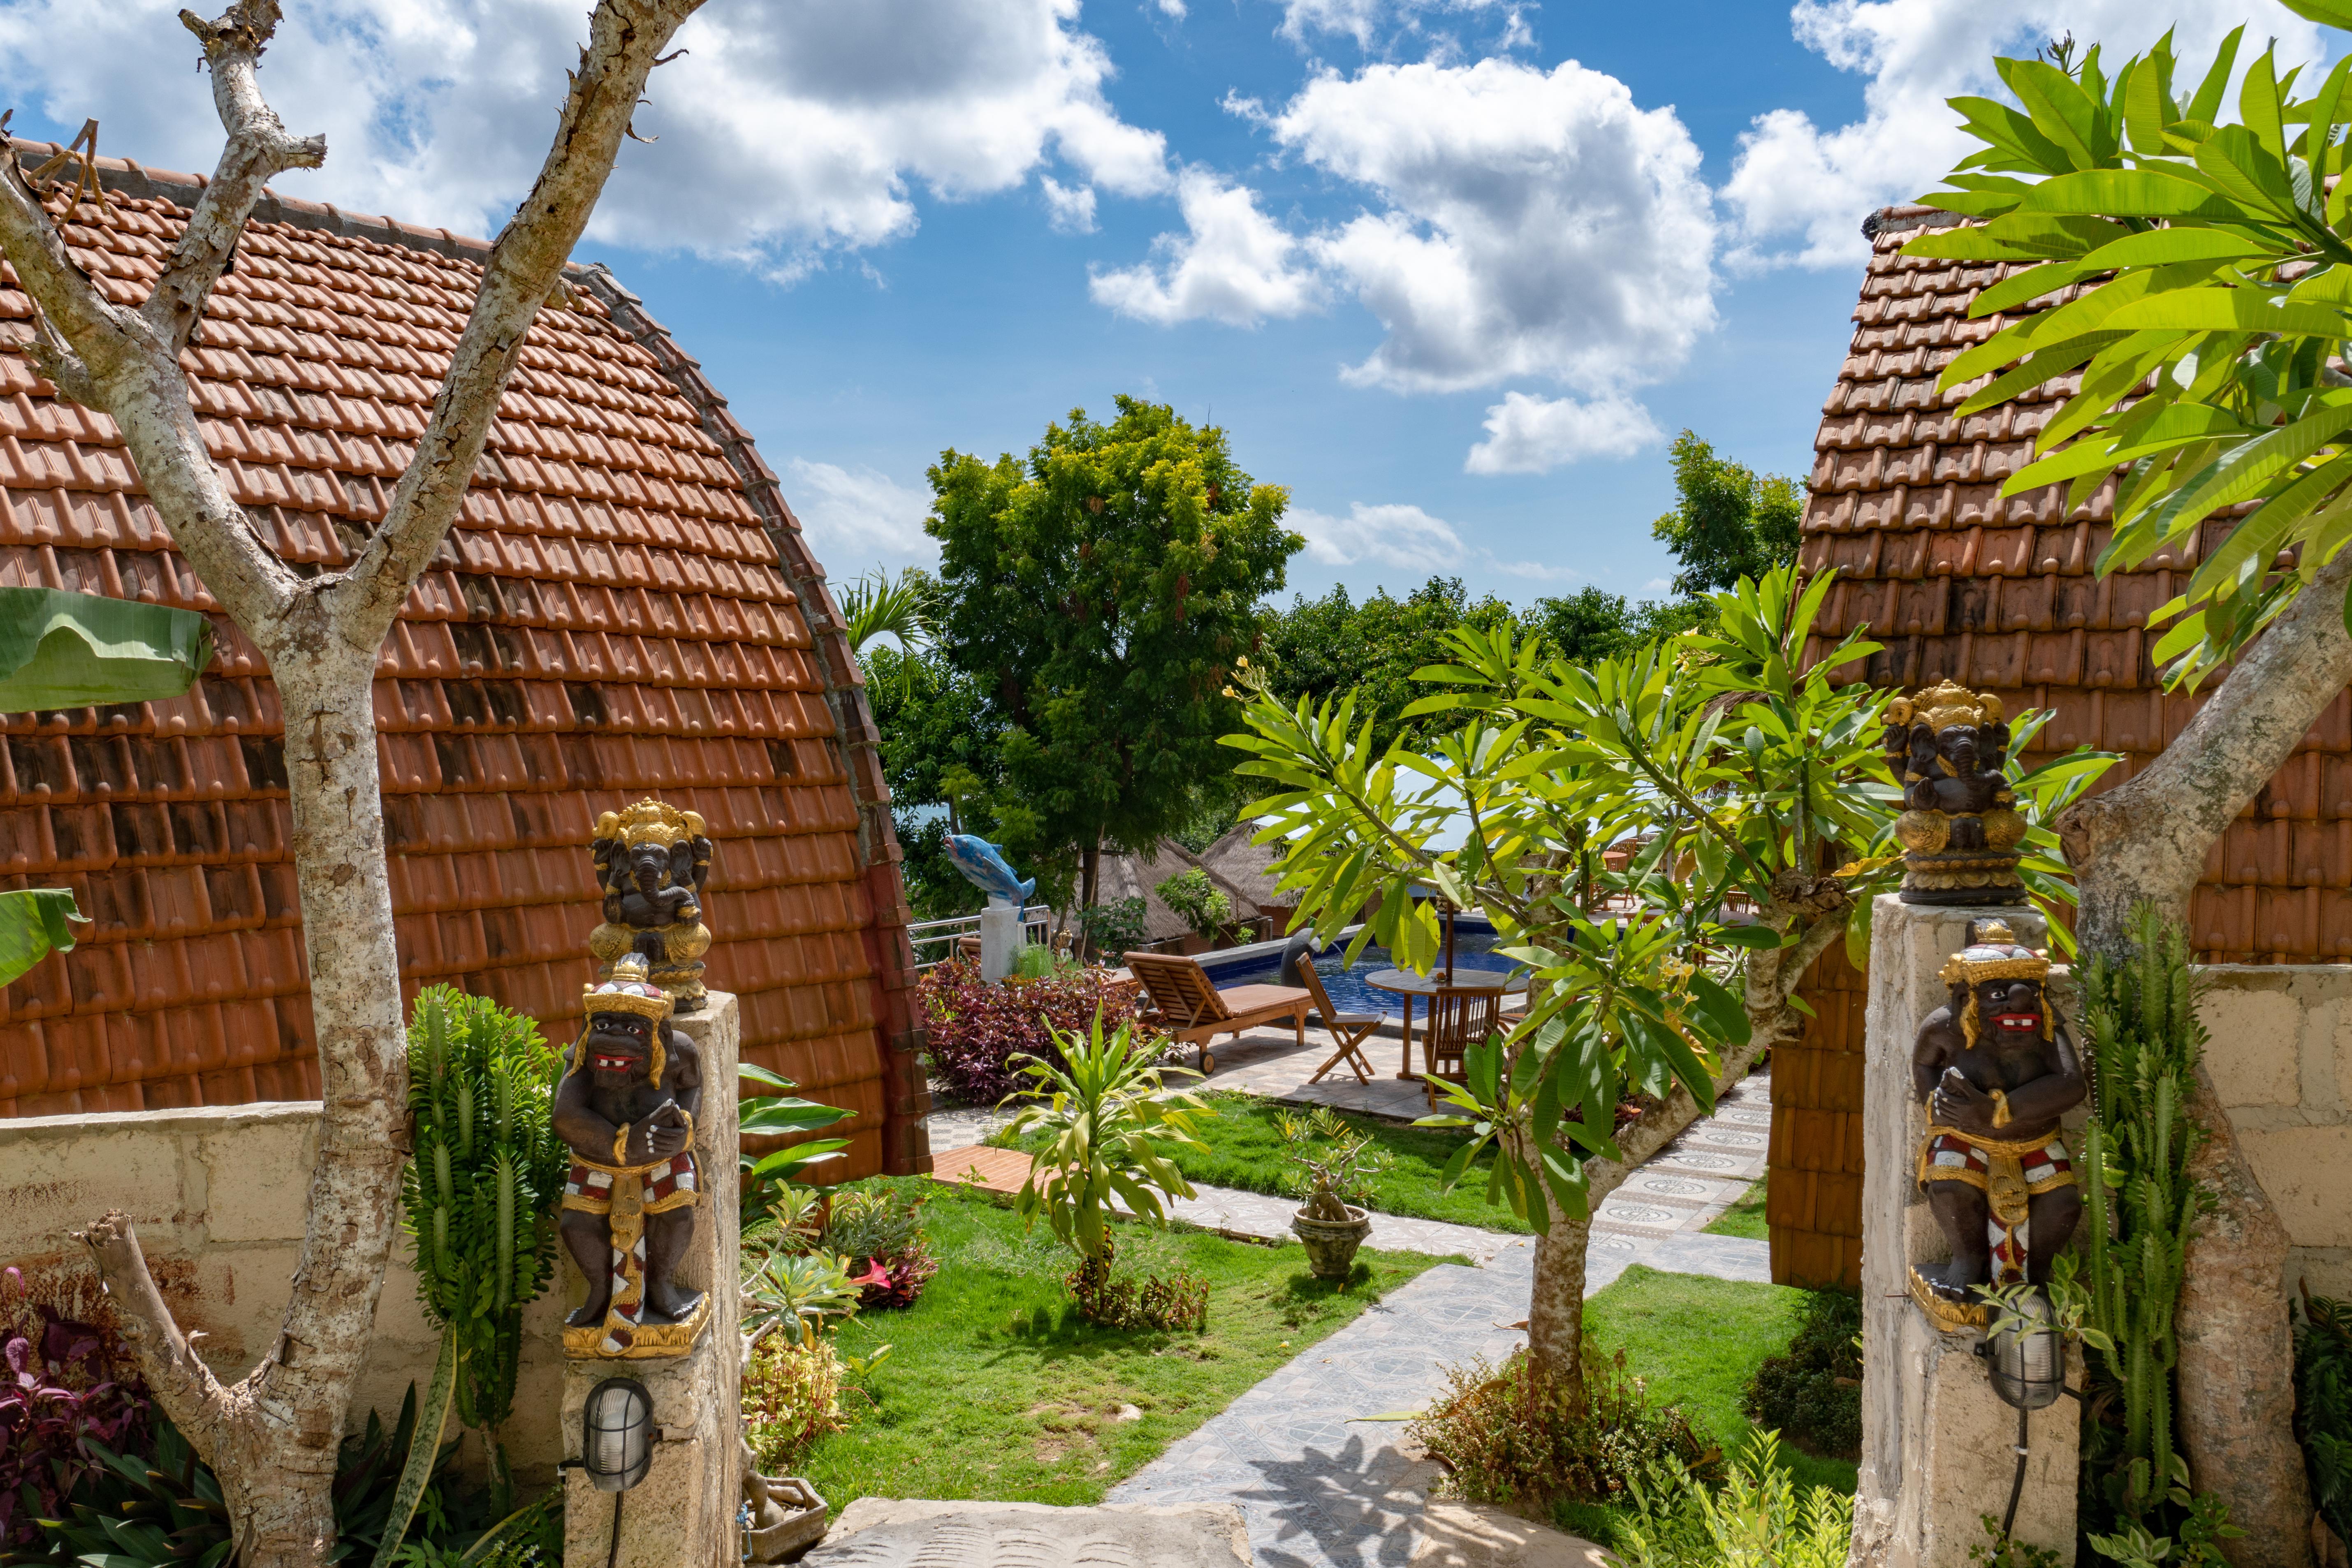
[1883,682,2029,906]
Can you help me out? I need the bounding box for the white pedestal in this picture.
[561,992,740,1568]
[1851,898,2079,1568]
[979,898,1020,984]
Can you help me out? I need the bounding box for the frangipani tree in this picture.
[1225,568,1889,1395]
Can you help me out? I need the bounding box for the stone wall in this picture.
[2198,966,2352,1300]
[0,1102,565,1483]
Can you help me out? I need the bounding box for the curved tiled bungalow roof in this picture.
[1798,204,2352,963]
[0,144,928,1178]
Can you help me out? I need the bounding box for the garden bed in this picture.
[788,1178,1454,1515]
[1553,1265,1858,1540]
[994,1091,1537,1235]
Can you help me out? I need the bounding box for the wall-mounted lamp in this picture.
[1980,1287,2065,1542]
[578,1376,654,1568]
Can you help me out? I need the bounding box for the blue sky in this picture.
[1,0,2331,610]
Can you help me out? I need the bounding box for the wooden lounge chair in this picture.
[1423,988,1501,1112]
[1292,951,1381,1085]
[1123,952,1309,1074]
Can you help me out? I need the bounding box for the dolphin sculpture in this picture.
[944,834,1035,905]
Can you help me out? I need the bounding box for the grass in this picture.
[1704,1170,1768,1238]
[995,1090,1538,1235]
[1553,1265,1859,1541]
[788,1178,1453,1516]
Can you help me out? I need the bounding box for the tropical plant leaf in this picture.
[0,887,86,987]
[0,588,213,712]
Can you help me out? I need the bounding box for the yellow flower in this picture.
[1222,686,1238,699]
[1236,655,1249,669]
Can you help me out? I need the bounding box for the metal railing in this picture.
[905,904,1054,971]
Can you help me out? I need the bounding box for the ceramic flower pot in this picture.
[1291,1203,1372,1280]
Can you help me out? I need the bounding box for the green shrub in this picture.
[1154,868,1233,941]
[1614,1429,1852,1568]
[743,1332,847,1474]
[1740,1290,1861,1460]
[1410,1349,1705,1512]
[1079,897,1148,961]
[2294,1285,2352,1551]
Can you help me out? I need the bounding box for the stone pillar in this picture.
[561,992,740,1568]
[979,898,1020,984]
[1851,898,2079,1568]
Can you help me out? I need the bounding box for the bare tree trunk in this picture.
[5,3,706,1561]
[2052,556,2351,1563]
[2060,551,2352,951]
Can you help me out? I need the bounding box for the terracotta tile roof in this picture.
[1799,205,2352,963]
[0,145,929,1174]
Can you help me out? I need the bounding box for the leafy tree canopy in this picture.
[1649,430,1806,597]
[925,396,1301,902]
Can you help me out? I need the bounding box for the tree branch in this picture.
[0,137,138,382]
[331,0,704,650]
[75,1211,233,1451]
[2060,549,2352,949]
[139,2,326,355]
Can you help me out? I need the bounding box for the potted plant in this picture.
[1279,1107,1388,1279]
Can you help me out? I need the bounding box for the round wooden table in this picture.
[1365,968,1527,1080]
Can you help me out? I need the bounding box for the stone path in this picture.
[1099,1071,1778,1568]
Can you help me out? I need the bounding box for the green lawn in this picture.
[996,1090,1539,1235]
[1704,1170,1768,1238]
[1556,1265,1858,1540]
[790,1179,1453,1516]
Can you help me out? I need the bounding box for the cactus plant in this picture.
[380,988,568,1563]
[2065,904,2214,1526]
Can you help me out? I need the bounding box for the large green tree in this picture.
[1260,577,1516,753]
[926,397,1300,906]
[1649,430,1805,596]
[863,644,1013,918]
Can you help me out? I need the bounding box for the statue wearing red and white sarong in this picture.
[1908,919,2086,1329]
[553,944,708,1357]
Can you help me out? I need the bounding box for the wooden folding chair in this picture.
[1122,951,1309,1074]
[1291,952,1380,1084]
[1423,987,1500,1112]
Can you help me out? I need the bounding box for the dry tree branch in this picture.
[141,1,327,355]
[334,0,708,649]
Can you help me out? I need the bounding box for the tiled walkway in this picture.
[1096,1071,1778,1568]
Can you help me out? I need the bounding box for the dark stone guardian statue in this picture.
[554,943,707,1357]
[1908,920,2086,1328]
[1885,681,2030,904]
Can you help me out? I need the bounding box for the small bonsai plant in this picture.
[1155,869,1235,944]
[1279,1106,1390,1221]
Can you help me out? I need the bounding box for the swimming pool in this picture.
[1198,922,1521,1020]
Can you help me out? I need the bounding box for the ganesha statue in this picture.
[1907,919,2086,1329]
[589,798,714,1012]
[554,941,709,1358]
[1884,680,2030,906]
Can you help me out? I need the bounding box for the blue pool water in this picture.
[1198,926,1521,1019]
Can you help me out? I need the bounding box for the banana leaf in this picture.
[0,587,212,712]
[0,887,86,987]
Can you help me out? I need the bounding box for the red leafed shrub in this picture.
[0,1267,150,1549]
[916,959,1155,1105]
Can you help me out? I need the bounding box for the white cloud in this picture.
[0,0,1170,276]
[1156,0,1189,14]
[1090,168,1325,325]
[1040,177,1099,233]
[1290,502,1466,574]
[1269,58,1716,397]
[1274,0,1515,49]
[1724,0,2331,269]
[785,459,937,572]
[1464,390,1661,474]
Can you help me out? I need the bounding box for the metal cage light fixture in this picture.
[577,1376,655,1568]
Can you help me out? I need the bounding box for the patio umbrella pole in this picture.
[1442,899,1456,985]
